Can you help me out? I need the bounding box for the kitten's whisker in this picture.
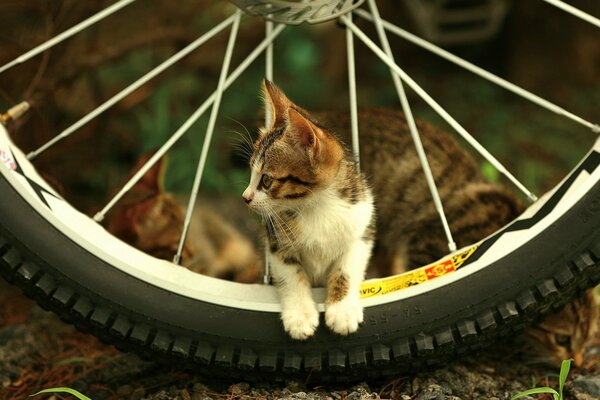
[226,117,255,150]
[266,207,290,247]
[267,206,298,253]
[225,116,250,133]
[267,213,285,248]
[228,130,254,150]
[228,133,254,158]
[227,126,253,145]
[231,147,253,161]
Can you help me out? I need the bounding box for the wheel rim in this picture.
[1,124,598,311]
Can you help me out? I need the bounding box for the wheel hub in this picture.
[229,0,365,24]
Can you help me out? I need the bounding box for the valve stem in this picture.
[1,101,30,124]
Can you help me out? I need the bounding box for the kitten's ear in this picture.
[262,79,290,130]
[132,150,167,194]
[287,108,319,150]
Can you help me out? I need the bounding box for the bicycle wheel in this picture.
[0,0,599,383]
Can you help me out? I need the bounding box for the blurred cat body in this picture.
[522,289,599,367]
[106,152,261,283]
[313,107,523,275]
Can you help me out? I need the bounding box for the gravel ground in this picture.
[1,280,599,400]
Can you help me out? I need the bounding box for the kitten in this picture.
[106,151,262,283]
[243,80,521,339]
[243,80,375,340]
[522,289,599,367]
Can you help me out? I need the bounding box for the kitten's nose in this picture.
[242,189,254,204]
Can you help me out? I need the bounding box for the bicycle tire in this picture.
[1,121,599,382]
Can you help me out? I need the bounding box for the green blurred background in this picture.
[0,0,597,213]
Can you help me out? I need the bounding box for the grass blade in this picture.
[558,359,572,399]
[511,387,560,400]
[30,387,93,400]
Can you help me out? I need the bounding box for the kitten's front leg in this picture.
[325,239,372,335]
[270,252,319,340]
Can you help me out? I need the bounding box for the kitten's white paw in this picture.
[281,303,319,340]
[325,300,363,335]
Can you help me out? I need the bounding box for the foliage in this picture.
[31,387,92,400]
[511,359,572,400]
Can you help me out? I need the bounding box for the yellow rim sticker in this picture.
[359,244,480,299]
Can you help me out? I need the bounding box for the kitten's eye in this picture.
[554,334,570,346]
[261,174,273,189]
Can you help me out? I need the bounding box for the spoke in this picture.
[266,20,274,81]
[354,9,600,135]
[174,11,242,265]
[543,0,600,27]
[342,15,538,203]
[346,22,361,169]
[365,0,456,252]
[0,0,137,75]
[27,13,238,161]
[94,22,287,223]
[264,19,275,285]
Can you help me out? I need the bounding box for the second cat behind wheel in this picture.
[313,107,524,276]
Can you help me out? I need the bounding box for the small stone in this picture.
[346,388,375,400]
[148,390,169,400]
[411,377,424,393]
[573,376,600,397]
[416,384,453,400]
[192,395,213,400]
[230,382,250,395]
[350,383,371,393]
[286,380,306,393]
[180,389,191,400]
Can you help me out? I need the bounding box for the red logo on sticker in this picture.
[0,149,16,171]
[425,259,455,280]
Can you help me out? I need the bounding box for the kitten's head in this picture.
[242,80,344,212]
[522,289,599,367]
[107,152,194,262]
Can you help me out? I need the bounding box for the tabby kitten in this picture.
[522,289,599,367]
[244,80,522,339]
[243,80,375,340]
[106,152,261,283]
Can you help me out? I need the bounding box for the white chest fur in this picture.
[294,188,373,285]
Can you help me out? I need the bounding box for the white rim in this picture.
[1,124,598,312]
